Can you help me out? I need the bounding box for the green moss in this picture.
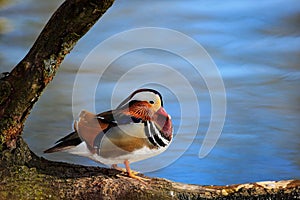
[0,133,5,151]
[0,166,60,200]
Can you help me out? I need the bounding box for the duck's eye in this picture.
[149,100,155,104]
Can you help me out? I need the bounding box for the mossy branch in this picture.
[0,138,299,200]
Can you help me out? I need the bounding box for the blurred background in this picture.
[1,0,299,185]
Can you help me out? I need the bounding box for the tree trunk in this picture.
[0,1,299,199]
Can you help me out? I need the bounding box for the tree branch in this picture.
[0,0,114,149]
[0,138,299,200]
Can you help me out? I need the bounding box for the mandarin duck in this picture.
[44,88,173,180]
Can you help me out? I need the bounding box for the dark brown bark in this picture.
[0,1,299,199]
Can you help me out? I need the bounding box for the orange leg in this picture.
[124,160,148,181]
[111,163,140,175]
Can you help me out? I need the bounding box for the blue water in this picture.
[1,0,300,185]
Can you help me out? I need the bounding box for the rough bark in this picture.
[0,0,299,199]
[0,138,299,200]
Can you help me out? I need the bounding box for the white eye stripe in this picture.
[132,92,158,101]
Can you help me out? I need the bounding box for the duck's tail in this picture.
[43,131,81,153]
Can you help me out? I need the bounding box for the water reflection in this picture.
[1,0,299,185]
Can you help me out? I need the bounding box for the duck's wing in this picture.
[74,110,116,152]
[43,110,117,154]
[44,107,146,155]
[78,109,150,158]
[76,109,143,151]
